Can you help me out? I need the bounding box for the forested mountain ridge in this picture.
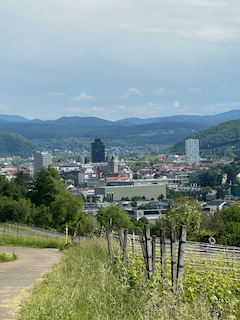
[168,118,240,154]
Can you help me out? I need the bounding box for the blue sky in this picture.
[1,0,240,121]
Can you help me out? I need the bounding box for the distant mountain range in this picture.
[1,109,240,127]
[0,109,239,157]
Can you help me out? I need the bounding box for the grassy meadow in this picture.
[17,238,224,320]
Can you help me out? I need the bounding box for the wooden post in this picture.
[177,225,187,286]
[106,226,113,269]
[118,228,124,252]
[160,228,166,282]
[152,235,156,274]
[123,229,128,266]
[137,227,148,270]
[78,224,81,243]
[132,230,135,256]
[170,225,177,294]
[145,224,153,279]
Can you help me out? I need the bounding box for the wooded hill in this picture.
[168,118,240,155]
[0,121,208,153]
[0,131,37,158]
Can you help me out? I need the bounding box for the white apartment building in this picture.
[34,151,52,173]
[185,139,200,165]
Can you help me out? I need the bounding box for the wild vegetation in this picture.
[0,251,17,263]
[18,239,225,320]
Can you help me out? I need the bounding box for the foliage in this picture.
[96,206,135,232]
[81,213,99,236]
[0,252,17,263]
[134,216,150,230]
[28,167,84,231]
[212,205,240,246]
[152,200,201,238]
[18,239,220,320]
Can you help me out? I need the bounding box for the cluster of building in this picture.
[1,137,238,223]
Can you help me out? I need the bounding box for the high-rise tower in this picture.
[185,139,200,165]
[34,151,52,173]
[91,139,105,163]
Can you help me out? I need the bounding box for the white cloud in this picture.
[188,87,200,92]
[46,92,66,96]
[62,107,83,112]
[119,105,126,110]
[151,87,166,95]
[92,107,104,111]
[174,101,180,107]
[122,88,142,99]
[70,92,95,101]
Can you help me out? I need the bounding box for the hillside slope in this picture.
[168,119,240,153]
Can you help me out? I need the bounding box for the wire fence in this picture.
[0,221,66,241]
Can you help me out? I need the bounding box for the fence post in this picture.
[160,228,166,282]
[132,230,135,256]
[106,226,113,269]
[170,225,177,294]
[118,228,124,252]
[152,235,156,274]
[145,224,153,279]
[177,225,187,287]
[123,229,128,266]
[137,227,148,271]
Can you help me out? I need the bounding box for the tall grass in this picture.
[0,252,17,263]
[0,232,65,249]
[18,238,217,320]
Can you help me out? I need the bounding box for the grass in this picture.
[0,252,17,263]
[17,238,219,320]
[0,232,65,249]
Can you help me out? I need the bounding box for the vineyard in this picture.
[107,226,240,319]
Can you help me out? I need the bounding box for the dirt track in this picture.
[0,246,63,320]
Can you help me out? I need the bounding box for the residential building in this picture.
[185,139,200,165]
[34,151,52,173]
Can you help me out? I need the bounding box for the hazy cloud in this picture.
[144,102,157,108]
[222,84,228,89]
[188,87,200,92]
[46,92,66,96]
[152,87,166,95]
[62,107,83,112]
[70,92,95,101]
[0,103,11,111]
[92,107,104,111]
[119,105,126,110]
[122,88,142,99]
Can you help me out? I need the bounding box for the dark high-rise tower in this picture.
[91,138,105,162]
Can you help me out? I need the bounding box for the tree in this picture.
[134,216,150,230]
[81,213,99,235]
[133,173,141,180]
[96,206,135,232]
[152,200,201,238]
[29,167,84,230]
[158,194,164,201]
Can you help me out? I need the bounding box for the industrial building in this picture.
[95,184,166,201]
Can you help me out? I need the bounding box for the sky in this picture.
[1,0,240,121]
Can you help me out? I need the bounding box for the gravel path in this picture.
[0,246,63,320]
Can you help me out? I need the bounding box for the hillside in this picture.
[0,131,37,158]
[168,118,240,154]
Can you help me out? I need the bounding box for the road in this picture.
[0,246,63,320]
